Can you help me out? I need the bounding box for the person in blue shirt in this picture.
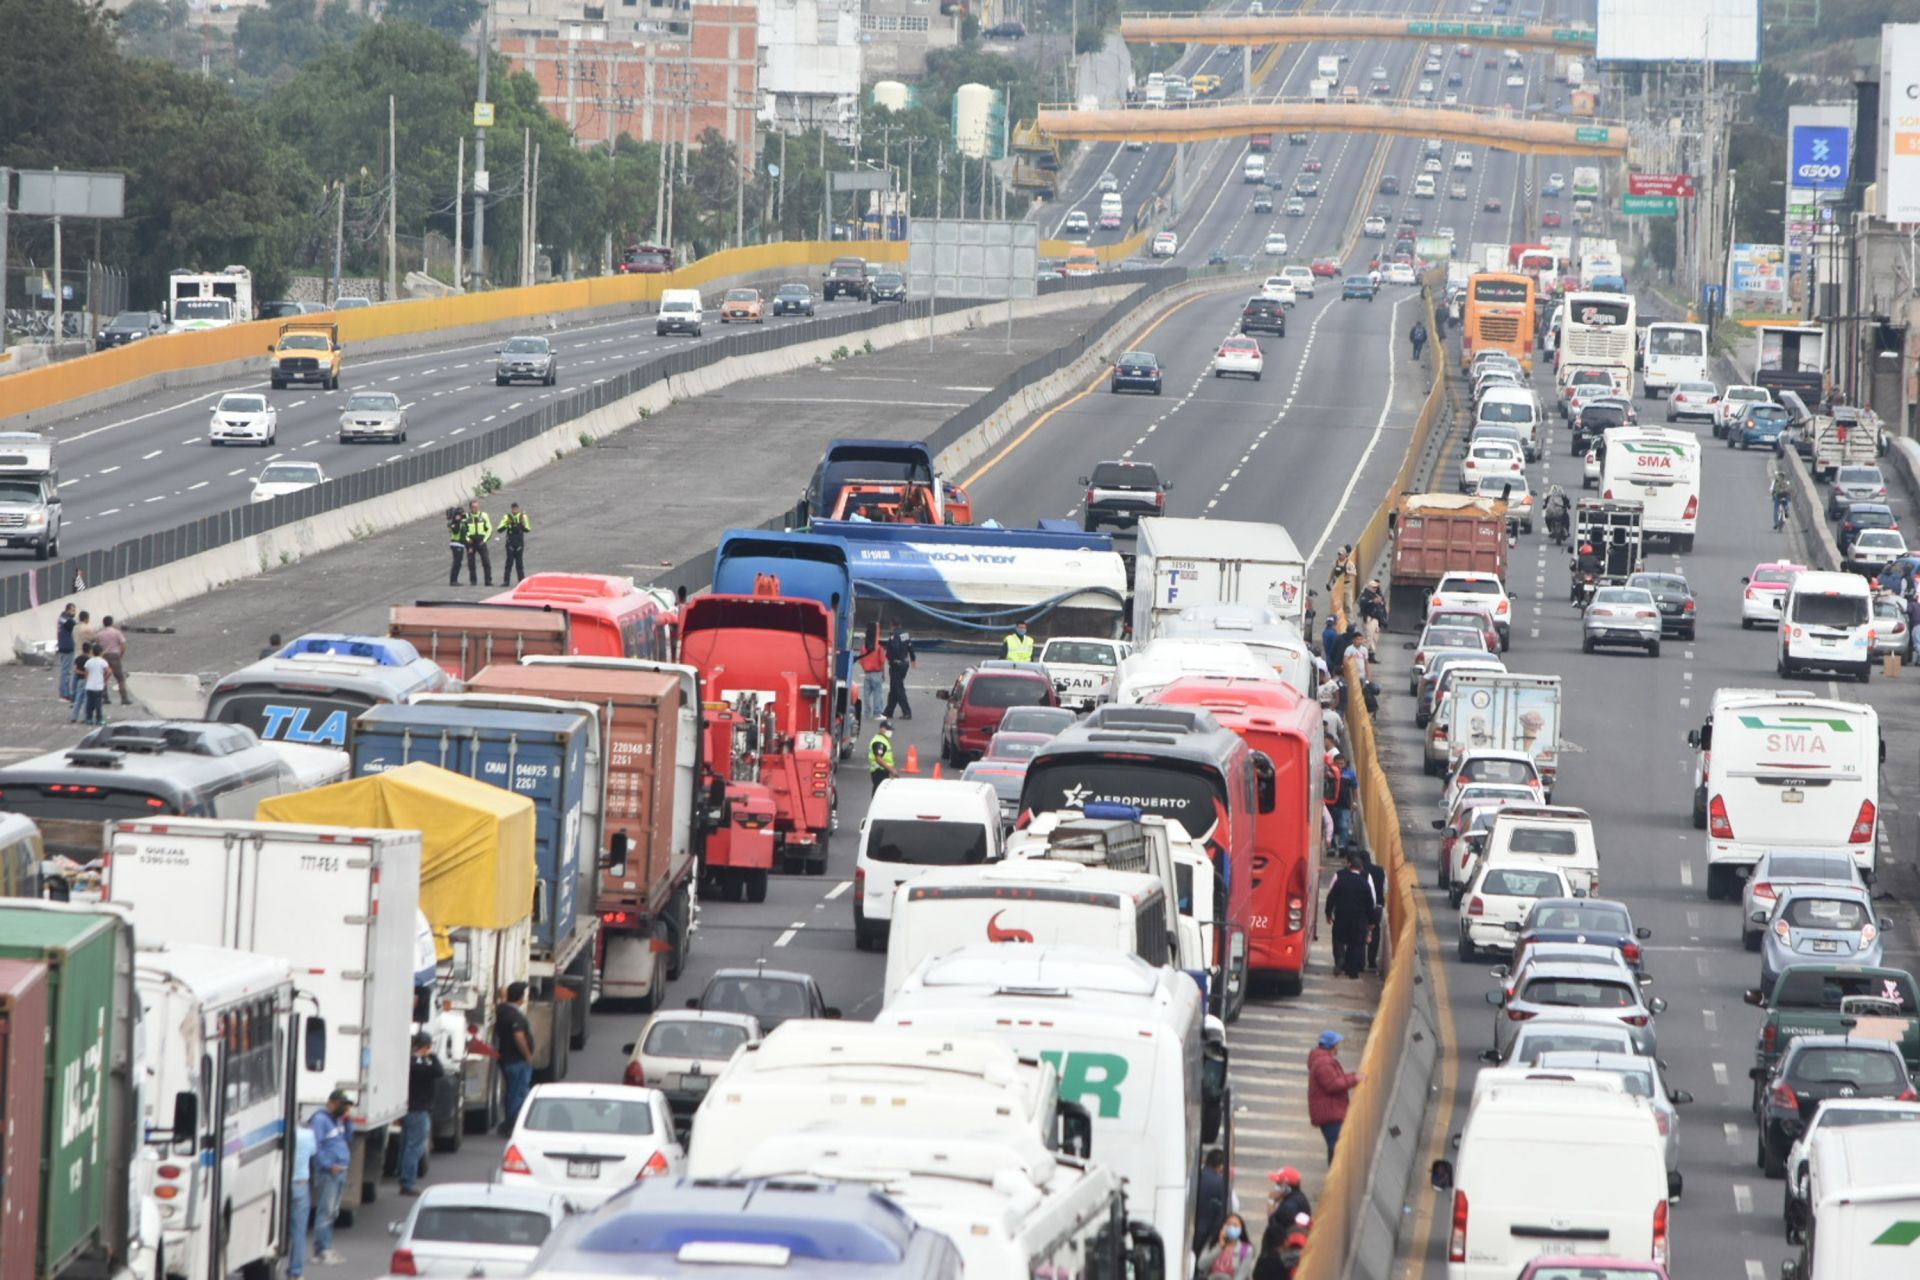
[308,1091,354,1265]
[289,1119,316,1276]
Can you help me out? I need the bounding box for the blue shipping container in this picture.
[351,702,591,954]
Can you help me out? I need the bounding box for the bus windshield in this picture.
[1648,326,1704,357]
[1022,756,1225,840]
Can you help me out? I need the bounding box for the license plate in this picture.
[1820,638,1836,647]
[565,1159,600,1179]
[1812,940,1839,952]
[674,1073,712,1095]
[1783,790,1804,804]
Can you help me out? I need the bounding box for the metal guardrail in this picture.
[0,271,1149,619]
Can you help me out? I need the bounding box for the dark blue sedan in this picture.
[1342,276,1378,301]
[1508,896,1652,973]
[1110,350,1164,395]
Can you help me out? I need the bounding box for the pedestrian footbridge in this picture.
[1121,11,1596,53]
[1034,99,1628,157]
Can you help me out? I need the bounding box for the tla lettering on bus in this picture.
[259,704,349,746]
[1038,1050,1130,1119]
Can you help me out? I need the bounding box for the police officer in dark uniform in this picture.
[882,626,916,719]
[1324,849,1377,979]
[446,507,469,586]
[499,503,531,585]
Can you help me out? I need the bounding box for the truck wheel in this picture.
[745,869,769,903]
[465,1063,500,1134]
[1692,787,1708,830]
[432,1110,463,1153]
[808,829,831,876]
[568,951,593,1052]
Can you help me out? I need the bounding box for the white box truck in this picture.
[1309,78,1331,102]
[1439,671,1562,792]
[103,819,422,1216]
[1317,54,1339,81]
[1785,1123,1920,1280]
[1133,516,1307,639]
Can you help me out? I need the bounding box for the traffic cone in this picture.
[932,762,943,779]
[904,745,920,774]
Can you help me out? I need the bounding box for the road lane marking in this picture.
[1746,1263,1766,1280]
[1714,1062,1729,1086]
[1725,1122,1740,1146]
[1679,862,1694,887]
[99,465,120,474]
[1733,1184,1754,1214]
[1702,1008,1717,1035]
[140,449,163,461]
[187,481,208,491]
[1307,294,1411,565]
[825,881,852,900]
[773,929,797,947]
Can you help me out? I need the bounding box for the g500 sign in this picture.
[1790,126,1850,191]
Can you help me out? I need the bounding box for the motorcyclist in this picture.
[1543,486,1571,540]
[1571,541,1601,605]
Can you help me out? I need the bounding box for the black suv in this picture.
[1081,459,1169,531]
[869,272,907,303]
[94,310,167,348]
[1379,175,1401,196]
[1241,297,1287,337]
[823,257,870,301]
[1751,1034,1915,1177]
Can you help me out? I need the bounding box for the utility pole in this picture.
[331,181,345,304]
[819,124,829,240]
[735,122,747,248]
[530,141,541,284]
[472,9,489,287]
[454,138,464,291]
[50,213,62,347]
[904,137,917,222]
[520,128,531,287]
[777,131,787,235]
[936,149,944,219]
[387,94,398,301]
[0,165,10,349]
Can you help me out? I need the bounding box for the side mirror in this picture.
[1489,965,1509,980]
[1163,482,1173,493]
[304,1016,328,1072]
[1078,476,1090,486]
[1750,909,1770,924]
[606,832,630,879]
[1126,1221,1167,1280]
[169,1090,199,1142]
[1431,819,1447,832]
[1484,990,1504,1006]
[685,997,700,1009]
[1252,751,1277,814]
[1749,1065,1769,1081]
[620,1042,636,1056]
[1670,1089,1694,1105]
[1403,642,1416,651]
[1647,996,1668,1014]
[1635,926,1653,940]
[1430,1158,1455,1190]
[935,688,951,701]
[1059,1099,1094,1158]
[1686,729,1701,748]
[1477,1048,1501,1064]
[823,1007,843,1020]
[1744,988,1767,1007]
[389,1221,406,1237]
[1772,597,1784,610]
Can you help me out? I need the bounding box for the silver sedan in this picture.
[1582,586,1662,656]
[1536,1050,1694,1197]
[1759,883,1884,990]
[337,390,407,443]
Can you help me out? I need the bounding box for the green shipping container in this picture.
[0,904,135,1280]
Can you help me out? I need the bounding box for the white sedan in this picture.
[1260,276,1298,307]
[1461,440,1524,493]
[1386,262,1417,286]
[499,1083,685,1209]
[1582,446,1602,489]
[249,461,325,503]
[1151,231,1179,257]
[1212,336,1265,380]
[1263,232,1289,257]
[1716,384,1772,434]
[1665,380,1719,422]
[1280,265,1316,297]
[1845,529,1908,575]
[209,392,277,446]
[1505,73,1527,88]
[1063,211,1091,235]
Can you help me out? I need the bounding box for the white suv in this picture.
[1427,571,1513,649]
[1459,856,1573,960]
[1280,265,1316,297]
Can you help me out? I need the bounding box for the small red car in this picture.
[1542,211,1564,228]
[1483,197,1504,212]
[1302,156,1324,173]
[938,661,1060,766]
[1310,257,1341,277]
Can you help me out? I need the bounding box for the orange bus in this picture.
[1460,271,1536,373]
[485,572,677,660]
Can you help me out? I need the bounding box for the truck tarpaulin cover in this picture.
[256,762,535,945]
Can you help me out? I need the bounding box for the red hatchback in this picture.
[1310,257,1341,277]
[938,661,1060,766]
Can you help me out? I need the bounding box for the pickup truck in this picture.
[269,321,342,390]
[1743,963,1920,1106]
[823,256,870,302]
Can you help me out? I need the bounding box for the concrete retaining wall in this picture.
[1343,944,1442,1280]
[0,285,1134,662]
[1782,446,1844,572]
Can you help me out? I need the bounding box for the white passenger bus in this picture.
[1599,426,1701,551]
[1556,290,1638,397]
[1639,321,1710,398]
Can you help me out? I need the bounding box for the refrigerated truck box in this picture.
[1440,671,1562,788]
[1132,517,1308,640]
[0,958,48,1280]
[0,903,138,1280]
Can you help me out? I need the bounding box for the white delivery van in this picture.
[1414,173,1437,199]
[1474,386,1543,460]
[1481,805,1599,896]
[1155,603,1316,697]
[1599,427,1702,550]
[1243,154,1267,184]
[882,945,1217,1280]
[1112,638,1278,705]
[685,1021,1088,1176]
[1776,569,1875,683]
[656,287,704,336]
[853,777,1004,952]
[1431,1086,1670,1280]
[1038,635,1132,709]
[1133,517,1308,636]
[1100,191,1125,223]
[883,860,1172,1004]
[1786,1123,1920,1280]
[1688,688,1881,900]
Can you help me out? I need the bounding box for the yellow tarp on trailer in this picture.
[256,762,535,942]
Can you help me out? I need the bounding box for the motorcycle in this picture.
[1570,568,1598,610]
[1545,506,1570,545]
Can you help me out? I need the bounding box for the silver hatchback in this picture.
[1486,959,1666,1061]
[1582,586,1662,656]
[386,1182,571,1278]
[1759,883,1884,990]
[1740,847,1866,951]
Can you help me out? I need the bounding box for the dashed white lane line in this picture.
[142,495,165,504]
[1745,1262,1766,1280]
[1724,1122,1740,1147]
[773,929,798,947]
[1679,862,1694,887]
[1733,1183,1754,1215]
[140,449,163,461]
[187,481,208,491]
[1702,1008,1717,1035]
[1713,1062,1730,1087]
[98,465,120,475]
[825,881,852,901]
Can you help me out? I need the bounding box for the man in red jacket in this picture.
[1306,1030,1363,1164]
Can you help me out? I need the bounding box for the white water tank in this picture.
[954,83,995,159]
[873,80,911,113]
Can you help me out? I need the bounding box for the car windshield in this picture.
[523,1095,656,1135]
[1466,759,1534,785]
[1747,405,1790,424]
[1789,1047,1905,1087]
[865,818,992,866]
[1521,978,1635,1009]
[1781,896,1869,930]
[110,311,149,327]
[410,1206,554,1246]
[503,338,548,354]
[1477,400,1533,423]
[1475,476,1528,497]
[1471,444,1518,461]
[1773,970,1917,1010]
[1045,640,1118,666]
[1676,382,1716,395]
[259,465,320,484]
[641,1019,751,1061]
[1729,387,1768,402]
[1762,853,1856,881]
[218,395,267,413]
[1119,352,1155,365]
[703,977,809,1019]
[777,285,809,297]
[1817,1107,1920,1130]
[1628,575,1687,594]
[1507,827,1579,856]
[998,708,1075,735]
[1531,905,1629,933]
[1593,588,1651,606]
[346,394,397,411]
[967,676,1050,709]
[1838,467,1881,485]
[986,733,1049,761]
[1581,405,1626,427]
[1753,566,1798,587]
[281,334,328,349]
[1090,463,1158,489]
[1483,867,1562,897]
[1440,579,1501,596]
[1525,1267,1665,1279]
[726,289,758,301]
[1791,592,1868,627]
[1422,628,1487,650]
[1514,1030,1631,1063]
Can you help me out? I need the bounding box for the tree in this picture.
[381,0,484,38]
[234,0,368,88]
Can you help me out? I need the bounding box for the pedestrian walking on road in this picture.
[1194,1148,1230,1254]
[1358,580,1388,647]
[1197,1214,1256,1280]
[499,503,532,585]
[1324,848,1374,978]
[495,982,535,1133]
[869,718,897,795]
[857,628,886,717]
[81,644,110,726]
[288,1112,315,1278]
[95,616,130,705]
[308,1090,355,1265]
[1357,846,1388,971]
[55,603,77,702]
[882,626,916,719]
[1408,319,1428,362]
[1306,1030,1363,1165]
[1002,620,1036,662]
[463,500,495,586]
[446,507,468,585]
[1323,751,1357,850]
[400,1032,440,1196]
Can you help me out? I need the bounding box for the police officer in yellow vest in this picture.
[868,717,896,795]
[463,499,494,586]
[1003,621,1035,662]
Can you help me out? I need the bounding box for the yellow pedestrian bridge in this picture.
[1121,11,1596,52]
[1034,99,1628,157]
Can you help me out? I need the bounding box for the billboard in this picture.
[907,218,1037,301]
[1789,126,1851,192]
[1730,243,1788,309]
[1882,24,1920,224]
[1595,0,1758,63]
